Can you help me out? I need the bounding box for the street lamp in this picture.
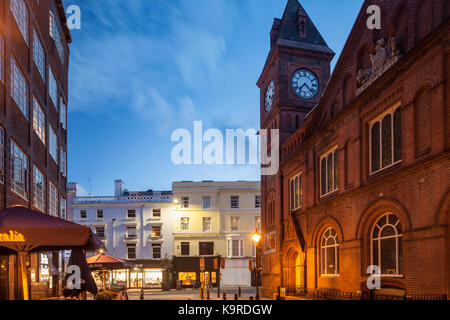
[252,231,262,300]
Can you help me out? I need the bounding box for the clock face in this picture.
[265,80,275,112]
[291,69,319,99]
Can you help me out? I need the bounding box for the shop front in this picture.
[100,260,163,289]
[173,256,221,288]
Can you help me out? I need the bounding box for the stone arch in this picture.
[311,215,345,248]
[283,246,303,288]
[356,197,411,276]
[434,188,450,226]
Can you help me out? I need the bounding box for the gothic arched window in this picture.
[371,213,403,275]
[320,228,339,276]
[320,147,339,196]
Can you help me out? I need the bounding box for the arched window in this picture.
[320,228,339,276]
[370,104,402,173]
[320,147,339,196]
[371,213,403,275]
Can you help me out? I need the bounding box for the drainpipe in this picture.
[112,219,116,257]
[279,172,285,290]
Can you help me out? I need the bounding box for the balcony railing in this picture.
[74,194,172,205]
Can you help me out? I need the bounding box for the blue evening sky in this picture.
[62,0,363,196]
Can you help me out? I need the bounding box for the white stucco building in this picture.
[68,180,174,288]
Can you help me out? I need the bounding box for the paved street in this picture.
[125,287,265,300]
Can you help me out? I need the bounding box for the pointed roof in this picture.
[275,0,332,53]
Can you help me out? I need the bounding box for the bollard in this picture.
[223,292,227,300]
[234,293,238,301]
[207,289,210,301]
[217,287,220,298]
[249,296,254,301]
[238,287,241,298]
[200,287,204,300]
[140,289,144,300]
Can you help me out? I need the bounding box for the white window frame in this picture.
[33,97,46,145]
[320,228,339,277]
[228,239,243,258]
[59,147,66,177]
[202,217,212,232]
[49,125,58,164]
[33,165,45,212]
[49,181,58,217]
[127,209,136,219]
[10,56,29,118]
[369,102,402,174]
[48,66,58,109]
[202,196,211,209]
[231,216,240,231]
[95,226,106,239]
[255,195,261,208]
[289,173,303,210]
[10,140,29,199]
[230,196,239,209]
[127,244,136,260]
[370,213,403,277]
[33,28,45,82]
[181,196,189,208]
[60,197,66,220]
[152,244,162,259]
[127,226,137,239]
[10,0,29,46]
[320,146,339,197]
[180,217,189,231]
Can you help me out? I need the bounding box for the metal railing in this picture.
[74,194,172,205]
[282,286,447,301]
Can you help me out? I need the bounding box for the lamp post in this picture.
[252,232,262,300]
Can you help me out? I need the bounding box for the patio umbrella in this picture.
[0,206,104,300]
[66,249,98,296]
[87,253,134,291]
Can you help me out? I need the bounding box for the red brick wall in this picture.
[260,0,450,298]
[0,0,69,214]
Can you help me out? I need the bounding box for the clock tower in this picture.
[257,0,335,297]
[257,0,335,145]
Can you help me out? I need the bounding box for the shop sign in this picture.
[0,230,25,242]
[199,258,205,272]
[40,253,50,282]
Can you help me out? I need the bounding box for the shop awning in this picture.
[87,253,134,270]
[0,206,104,253]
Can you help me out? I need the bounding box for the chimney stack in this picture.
[115,180,125,197]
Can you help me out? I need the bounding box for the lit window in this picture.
[290,173,302,210]
[255,216,262,233]
[33,97,45,144]
[151,226,161,238]
[49,67,58,109]
[152,208,161,218]
[371,213,403,275]
[10,140,29,199]
[231,196,239,208]
[33,29,45,82]
[60,148,66,177]
[203,217,212,232]
[49,182,58,217]
[202,196,211,209]
[231,217,240,231]
[60,197,66,220]
[10,0,29,45]
[320,228,339,276]
[60,97,67,130]
[33,165,45,212]
[49,125,58,163]
[370,106,402,173]
[180,217,189,231]
[10,56,29,118]
[320,147,339,197]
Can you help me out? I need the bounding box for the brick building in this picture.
[258,0,449,298]
[0,0,70,299]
